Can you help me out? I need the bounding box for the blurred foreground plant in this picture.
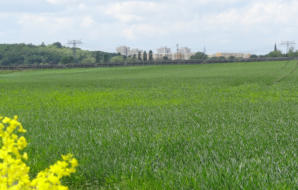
[0,115,78,190]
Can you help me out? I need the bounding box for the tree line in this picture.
[0,43,117,65]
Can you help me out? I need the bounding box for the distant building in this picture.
[154,47,172,60]
[116,46,130,56]
[129,48,143,57]
[210,52,251,59]
[115,45,193,60]
[174,47,193,60]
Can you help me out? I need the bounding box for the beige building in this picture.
[211,52,251,59]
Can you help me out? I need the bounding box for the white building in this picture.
[116,45,194,60]
[129,48,143,57]
[174,47,193,60]
[116,46,130,56]
[154,47,172,60]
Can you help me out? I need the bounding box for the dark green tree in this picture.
[52,42,63,48]
[103,54,109,63]
[149,50,153,61]
[61,56,74,64]
[138,52,142,61]
[266,50,283,57]
[95,51,102,63]
[250,54,258,58]
[143,51,147,61]
[190,52,208,60]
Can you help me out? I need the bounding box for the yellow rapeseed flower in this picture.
[0,115,78,190]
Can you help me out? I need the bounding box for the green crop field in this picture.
[0,61,297,189]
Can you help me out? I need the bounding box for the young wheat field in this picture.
[0,61,297,189]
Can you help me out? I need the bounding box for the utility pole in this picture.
[280,41,295,53]
[176,43,179,60]
[67,40,82,64]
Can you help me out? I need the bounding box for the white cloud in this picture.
[81,16,95,27]
[202,0,298,29]
[122,24,167,40]
[0,0,297,53]
[45,0,79,5]
[104,1,160,23]
[16,13,76,39]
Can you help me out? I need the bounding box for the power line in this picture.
[67,40,82,64]
[280,41,295,53]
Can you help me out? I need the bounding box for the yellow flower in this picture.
[22,153,28,160]
[0,115,78,190]
[17,136,27,150]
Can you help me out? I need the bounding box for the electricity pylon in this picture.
[67,40,82,64]
[280,41,295,53]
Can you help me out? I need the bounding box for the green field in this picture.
[0,61,297,189]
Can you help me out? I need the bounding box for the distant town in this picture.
[116,45,251,61]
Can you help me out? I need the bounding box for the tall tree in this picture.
[143,51,147,61]
[138,52,142,61]
[103,54,109,63]
[149,50,153,61]
[95,51,102,63]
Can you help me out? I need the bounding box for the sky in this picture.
[0,0,297,54]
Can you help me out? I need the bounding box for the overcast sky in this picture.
[0,0,297,54]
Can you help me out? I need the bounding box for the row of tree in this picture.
[110,50,154,63]
[0,43,117,65]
